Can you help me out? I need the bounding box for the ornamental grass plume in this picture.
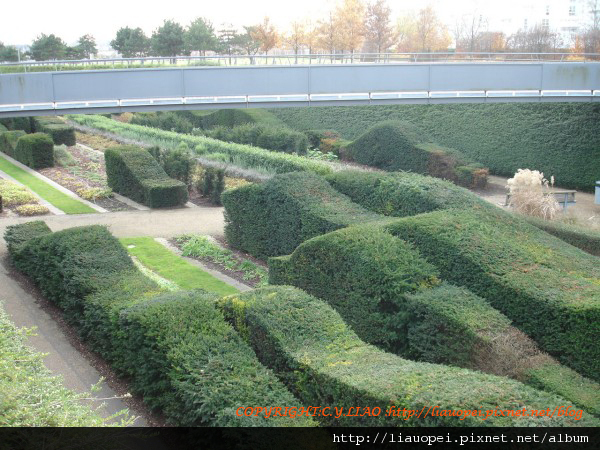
[507,169,561,220]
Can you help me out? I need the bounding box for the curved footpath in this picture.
[0,206,226,426]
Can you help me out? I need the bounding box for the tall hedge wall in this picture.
[326,170,492,217]
[4,223,312,427]
[12,133,54,169]
[220,286,598,426]
[385,209,600,382]
[105,145,188,208]
[203,124,309,155]
[222,171,383,258]
[32,117,76,146]
[344,121,488,188]
[269,103,600,191]
[0,130,26,156]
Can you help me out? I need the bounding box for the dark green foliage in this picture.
[326,170,492,217]
[130,112,194,134]
[8,225,136,325]
[203,124,309,155]
[105,145,188,208]
[149,144,194,186]
[0,123,7,133]
[270,103,600,191]
[222,171,383,258]
[303,129,341,149]
[32,117,76,146]
[525,217,600,257]
[220,286,598,427]
[346,121,487,188]
[4,221,52,259]
[13,133,54,169]
[269,226,440,354]
[119,291,314,426]
[0,131,26,156]
[385,209,600,382]
[0,117,33,133]
[199,109,286,129]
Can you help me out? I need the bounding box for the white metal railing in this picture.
[1,52,600,72]
[1,89,597,113]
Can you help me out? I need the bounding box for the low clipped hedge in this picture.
[0,123,7,132]
[5,223,310,427]
[524,217,600,257]
[385,209,600,382]
[118,291,314,427]
[326,170,492,217]
[68,115,332,176]
[199,109,286,129]
[32,117,76,146]
[0,130,26,156]
[13,133,54,169]
[0,117,33,133]
[105,145,188,208]
[346,121,488,188]
[204,124,309,155]
[220,286,598,426]
[222,171,383,258]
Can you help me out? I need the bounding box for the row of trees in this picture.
[1,0,599,62]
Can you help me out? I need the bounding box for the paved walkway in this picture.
[0,205,226,425]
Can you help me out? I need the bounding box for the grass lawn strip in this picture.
[0,154,97,215]
[120,237,239,296]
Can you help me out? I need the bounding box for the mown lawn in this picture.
[120,237,238,296]
[0,155,96,214]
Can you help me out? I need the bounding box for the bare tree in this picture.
[317,11,339,60]
[507,24,563,53]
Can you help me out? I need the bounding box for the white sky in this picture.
[0,0,539,46]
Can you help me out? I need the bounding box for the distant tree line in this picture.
[1,0,599,63]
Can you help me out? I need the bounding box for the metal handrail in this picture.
[1,52,600,71]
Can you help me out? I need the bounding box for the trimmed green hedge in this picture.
[0,123,7,132]
[269,103,600,191]
[3,220,52,258]
[0,130,26,156]
[385,209,600,382]
[0,117,33,133]
[222,171,383,258]
[199,109,286,129]
[118,291,314,427]
[220,286,598,426]
[346,121,488,188]
[5,223,310,427]
[68,115,332,176]
[105,145,188,208]
[203,124,309,155]
[326,170,492,217]
[525,217,600,257]
[13,133,54,169]
[32,117,76,146]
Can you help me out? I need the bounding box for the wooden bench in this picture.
[505,190,576,211]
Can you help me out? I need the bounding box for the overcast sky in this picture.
[1,0,531,46]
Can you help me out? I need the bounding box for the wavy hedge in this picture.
[523,217,600,257]
[326,170,492,217]
[346,121,488,188]
[220,286,598,426]
[105,145,188,208]
[68,115,331,176]
[385,209,600,382]
[0,130,26,156]
[32,117,76,146]
[269,224,600,414]
[269,103,600,191]
[12,133,54,169]
[4,223,312,427]
[222,171,382,258]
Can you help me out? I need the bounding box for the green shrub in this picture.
[68,115,331,176]
[4,220,52,258]
[203,124,309,155]
[269,103,600,191]
[118,291,314,427]
[1,117,33,133]
[385,209,600,382]
[105,145,188,208]
[346,121,487,188]
[53,145,76,167]
[0,305,119,426]
[199,109,286,129]
[0,123,7,132]
[32,117,76,146]
[220,286,598,426]
[525,217,600,257]
[130,112,194,134]
[222,171,383,258]
[150,143,194,186]
[13,133,54,168]
[303,129,341,149]
[0,130,26,156]
[326,170,492,217]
